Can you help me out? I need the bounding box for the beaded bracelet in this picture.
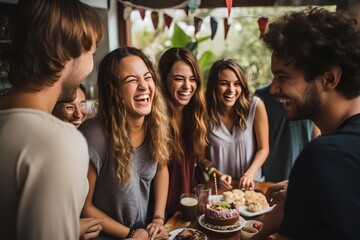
[152,214,165,223]
[206,167,216,177]
[126,228,135,238]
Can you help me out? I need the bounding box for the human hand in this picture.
[219,174,233,190]
[146,222,169,240]
[265,180,288,206]
[79,217,104,240]
[239,173,255,190]
[125,228,148,240]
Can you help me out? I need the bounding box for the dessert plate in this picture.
[209,195,274,217]
[238,205,275,217]
[198,214,246,233]
[169,228,207,240]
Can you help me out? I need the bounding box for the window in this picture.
[129,5,336,90]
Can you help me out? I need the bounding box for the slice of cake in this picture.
[204,201,240,226]
[173,229,206,240]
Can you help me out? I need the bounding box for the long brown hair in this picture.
[97,47,170,182]
[206,58,252,130]
[158,47,207,163]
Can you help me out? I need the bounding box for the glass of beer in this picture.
[180,193,198,221]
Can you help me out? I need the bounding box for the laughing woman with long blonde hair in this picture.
[79,47,170,240]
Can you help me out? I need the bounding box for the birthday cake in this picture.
[204,201,240,226]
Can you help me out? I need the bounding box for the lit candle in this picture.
[213,172,218,195]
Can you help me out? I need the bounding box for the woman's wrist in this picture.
[244,172,254,178]
[205,166,216,177]
[152,215,165,225]
[126,228,135,238]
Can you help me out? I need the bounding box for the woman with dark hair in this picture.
[79,47,170,240]
[158,47,232,216]
[205,58,269,190]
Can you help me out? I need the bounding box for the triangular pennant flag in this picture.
[123,7,132,20]
[258,17,269,39]
[224,18,231,40]
[138,8,146,20]
[151,12,159,29]
[210,17,218,40]
[184,6,190,16]
[194,17,203,35]
[164,13,173,28]
[187,0,201,13]
[226,0,233,17]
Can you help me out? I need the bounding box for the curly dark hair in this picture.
[262,8,360,99]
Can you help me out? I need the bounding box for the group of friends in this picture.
[0,0,359,240]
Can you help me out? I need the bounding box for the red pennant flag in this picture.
[224,18,231,40]
[194,17,203,35]
[210,17,218,40]
[258,17,269,39]
[164,14,173,28]
[138,8,146,20]
[151,12,159,29]
[226,0,233,17]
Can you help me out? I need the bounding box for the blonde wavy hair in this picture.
[97,47,170,182]
[206,58,252,130]
[158,47,208,164]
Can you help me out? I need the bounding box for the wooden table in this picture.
[164,181,274,240]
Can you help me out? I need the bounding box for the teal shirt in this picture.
[255,84,314,182]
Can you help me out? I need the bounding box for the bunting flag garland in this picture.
[224,18,230,40]
[164,13,173,28]
[257,17,269,39]
[210,17,218,40]
[125,2,274,42]
[226,0,233,17]
[123,6,132,20]
[151,12,159,29]
[194,17,203,35]
[138,8,146,20]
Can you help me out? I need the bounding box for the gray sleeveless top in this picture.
[79,117,157,229]
[206,96,264,181]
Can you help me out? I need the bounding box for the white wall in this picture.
[80,0,108,9]
[83,0,119,99]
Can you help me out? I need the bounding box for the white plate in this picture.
[198,214,246,233]
[169,228,207,240]
[209,195,275,217]
[238,205,274,217]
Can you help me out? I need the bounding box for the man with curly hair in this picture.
[253,8,360,240]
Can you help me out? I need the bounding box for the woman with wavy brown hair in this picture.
[79,47,170,240]
[158,48,232,216]
[205,58,269,190]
